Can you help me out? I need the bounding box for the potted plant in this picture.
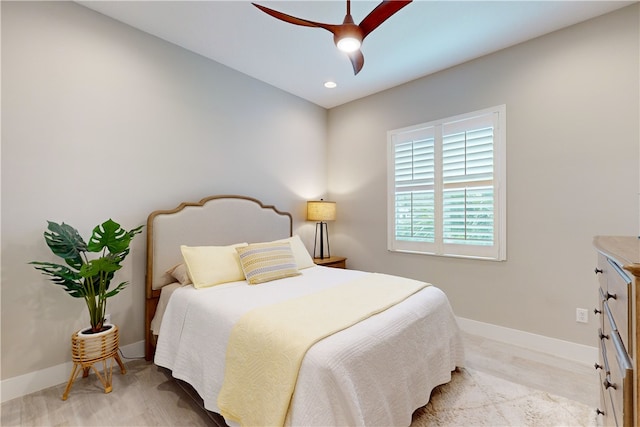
[31,219,143,334]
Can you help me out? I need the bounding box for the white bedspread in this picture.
[154,266,464,426]
[150,282,181,336]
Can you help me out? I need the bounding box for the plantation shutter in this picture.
[393,127,435,244]
[442,115,495,246]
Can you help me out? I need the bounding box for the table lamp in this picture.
[307,200,336,259]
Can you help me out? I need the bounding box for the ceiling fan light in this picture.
[336,37,361,53]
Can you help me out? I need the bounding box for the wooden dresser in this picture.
[594,236,640,426]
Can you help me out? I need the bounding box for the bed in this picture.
[145,195,464,426]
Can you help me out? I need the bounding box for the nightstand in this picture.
[313,256,347,269]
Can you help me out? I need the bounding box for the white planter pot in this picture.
[73,323,119,362]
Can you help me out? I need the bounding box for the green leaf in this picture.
[79,257,121,279]
[30,261,85,298]
[104,281,128,298]
[43,222,87,270]
[87,219,130,254]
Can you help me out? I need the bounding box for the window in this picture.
[387,105,506,260]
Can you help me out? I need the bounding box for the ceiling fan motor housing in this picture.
[334,23,364,52]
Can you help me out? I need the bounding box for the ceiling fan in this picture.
[252,0,412,75]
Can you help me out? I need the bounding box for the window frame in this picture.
[387,105,506,261]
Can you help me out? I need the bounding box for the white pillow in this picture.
[180,243,248,289]
[276,235,315,270]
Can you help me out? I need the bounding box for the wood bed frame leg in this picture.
[145,297,159,361]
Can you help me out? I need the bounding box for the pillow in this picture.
[236,241,301,285]
[276,235,315,270]
[180,243,248,289]
[165,263,191,286]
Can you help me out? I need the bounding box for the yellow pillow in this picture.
[180,243,248,289]
[276,235,315,270]
[236,241,301,285]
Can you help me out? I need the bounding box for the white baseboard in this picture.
[457,317,598,366]
[0,340,145,404]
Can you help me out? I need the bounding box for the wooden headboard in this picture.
[144,195,293,360]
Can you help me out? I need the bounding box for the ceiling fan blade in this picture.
[252,3,340,34]
[348,50,365,75]
[252,1,403,76]
[359,0,412,39]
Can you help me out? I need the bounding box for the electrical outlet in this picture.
[104,313,112,324]
[576,308,588,323]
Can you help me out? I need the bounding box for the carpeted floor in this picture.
[412,367,597,427]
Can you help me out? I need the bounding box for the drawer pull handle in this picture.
[603,379,616,390]
[596,409,605,416]
[605,292,617,300]
[594,362,603,370]
[593,308,601,315]
[595,268,603,274]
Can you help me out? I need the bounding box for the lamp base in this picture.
[313,222,331,259]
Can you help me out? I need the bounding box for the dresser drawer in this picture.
[599,326,619,426]
[597,252,611,290]
[599,369,616,427]
[605,257,632,352]
[598,326,615,426]
[609,330,633,426]
[597,290,605,331]
[599,326,633,426]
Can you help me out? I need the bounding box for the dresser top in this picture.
[594,235,640,277]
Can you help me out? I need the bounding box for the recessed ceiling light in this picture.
[324,81,337,89]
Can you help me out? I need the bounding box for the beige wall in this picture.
[1,1,327,380]
[327,4,639,347]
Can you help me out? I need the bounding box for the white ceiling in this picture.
[77,1,634,109]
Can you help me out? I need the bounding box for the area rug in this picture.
[170,364,597,426]
[411,368,597,427]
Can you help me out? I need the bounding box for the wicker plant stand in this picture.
[61,324,126,400]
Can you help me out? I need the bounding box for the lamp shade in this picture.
[307,200,336,221]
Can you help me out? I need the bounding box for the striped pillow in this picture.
[236,241,301,285]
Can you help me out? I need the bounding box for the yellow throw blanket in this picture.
[217,273,430,426]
